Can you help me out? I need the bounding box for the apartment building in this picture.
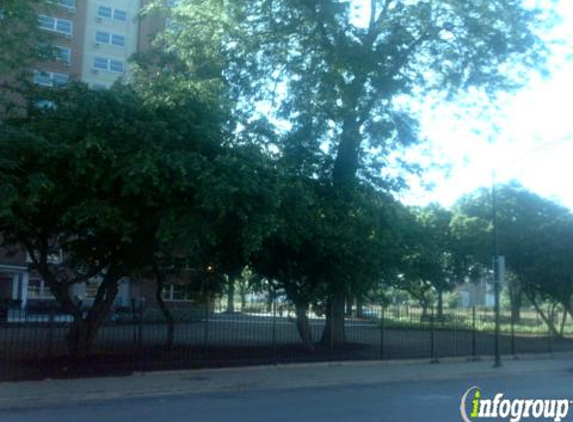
[34,0,163,89]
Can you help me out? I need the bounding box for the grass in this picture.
[382,313,573,336]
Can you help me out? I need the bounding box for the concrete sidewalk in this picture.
[1,353,573,411]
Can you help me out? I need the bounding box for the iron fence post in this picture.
[272,299,277,364]
[329,300,334,359]
[380,307,385,360]
[472,306,477,358]
[131,298,137,345]
[138,300,144,353]
[510,310,516,356]
[47,306,55,359]
[203,302,210,359]
[430,305,438,363]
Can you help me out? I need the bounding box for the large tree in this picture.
[146,0,551,342]
[0,82,223,357]
[397,204,458,319]
[456,182,573,333]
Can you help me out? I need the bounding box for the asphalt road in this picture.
[2,363,573,422]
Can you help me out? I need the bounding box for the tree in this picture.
[0,82,222,357]
[456,182,573,333]
[400,205,458,319]
[254,179,401,347]
[151,0,552,342]
[252,177,325,350]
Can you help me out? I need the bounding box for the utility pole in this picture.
[492,173,502,368]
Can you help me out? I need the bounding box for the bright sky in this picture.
[395,0,573,210]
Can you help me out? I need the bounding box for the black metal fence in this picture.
[1,302,573,380]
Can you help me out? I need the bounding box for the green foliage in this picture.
[149,0,552,188]
[253,177,402,307]
[455,182,573,315]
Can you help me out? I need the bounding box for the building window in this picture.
[162,284,192,302]
[28,279,54,299]
[97,5,127,22]
[33,70,69,87]
[111,34,125,47]
[49,0,75,7]
[109,59,124,73]
[93,57,108,70]
[97,5,112,18]
[113,9,127,21]
[93,57,124,73]
[38,15,73,35]
[95,30,125,47]
[55,46,71,64]
[84,280,99,298]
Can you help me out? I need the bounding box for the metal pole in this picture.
[380,307,385,360]
[430,305,438,363]
[472,306,477,358]
[492,174,502,368]
[272,300,277,364]
[510,308,516,356]
[203,302,210,359]
[548,322,553,354]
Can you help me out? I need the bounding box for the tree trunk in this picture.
[559,308,568,337]
[321,291,346,345]
[67,318,92,359]
[345,299,353,317]
[226,278,235,313]
[509,280,522,323]
[420,302,429,322]
[66,278,119,358]
[238,280,247,312]
[527,293,561,338]
[295,303,314,351]
[155,275,174,348]
[356,296,364,319]
[437,290,444,321]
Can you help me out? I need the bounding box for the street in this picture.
[2,357,573,422]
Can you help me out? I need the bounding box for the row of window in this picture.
[39,4,130,37]
[27,279,54,300]
[33,70,69,87]
[33,55,124,88]
[55,45,71,64]
[97,5,127,22]
[93,57,124,73]
[28,280,192,302]
[162,284,193,302]
[38,15,73,35]
[95,30,125,47]
[40,31,125,68]
[48,0,75,8]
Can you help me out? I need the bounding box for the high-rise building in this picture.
[34,0,162,89]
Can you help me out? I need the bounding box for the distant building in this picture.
[455,278,495,308]
[0,242,197,319]
[33,0,165,90]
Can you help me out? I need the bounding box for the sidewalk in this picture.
[1,353,573,411]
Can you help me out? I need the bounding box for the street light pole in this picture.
[492,172,502,368]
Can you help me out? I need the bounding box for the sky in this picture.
[394,0,573,210]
